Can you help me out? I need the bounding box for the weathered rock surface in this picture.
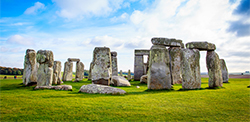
[140,75,147,84]
[68,58,80,62]
[79,84,126,94]
[220,59,229,83]
[53,61,62,85]
[181,49,201,89]
[36,50,54,86]
[151,37,184,47]
[23,49,38,86]
[91,47,112,85]
[34,85,72,91]
[62,61,73,81]
[127,70,132,81]
[111,76,131,86]
[88,62,93,80]
[134,50,150,81]
[75,61,84,82]
[111,52,118,76]
[186,41,216,51]
[169,47,182,84]
[206,51,223,88]
[147,45,172,90]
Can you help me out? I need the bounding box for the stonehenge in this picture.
[23,49,39,86]
[134,37,228,90]
[62,58,85,82]
[134,49,150,81]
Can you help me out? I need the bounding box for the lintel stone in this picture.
[186,41,216,51]
[135,49,150,56]
[151,37,184,47]
[68,58,80,62]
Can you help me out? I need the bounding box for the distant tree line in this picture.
[0,66,23,75]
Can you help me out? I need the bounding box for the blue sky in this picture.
[0,0,249,72]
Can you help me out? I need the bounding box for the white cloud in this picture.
[110,13,129,22]
[53,0,124,19]
[24,2,45,15]
[7,35,34,46]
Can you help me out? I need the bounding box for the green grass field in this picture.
[0,77,249,121]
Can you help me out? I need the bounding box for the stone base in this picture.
[92,79,110,86]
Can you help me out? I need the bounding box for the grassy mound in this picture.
[0,78,249,121]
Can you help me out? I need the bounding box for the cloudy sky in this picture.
[0,0,249,73]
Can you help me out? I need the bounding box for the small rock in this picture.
[136,86,140,88]
[140,75,147,84]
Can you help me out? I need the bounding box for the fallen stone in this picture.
[220,59,229,83]
[151,37,184,47]
[91,47,112,85]
[181,49,201,89]
[148,45,172,90]
[169,47,182,84]
[75,61,84,82]
[206,51,223,88]
[140,75,147,84]
[53,61,62,85]
[186,41,216,51]
[34,85,72,91]
[23,49,38,86]
[36,50,54,86]
[111,76,131,86]
[79,84,126,94]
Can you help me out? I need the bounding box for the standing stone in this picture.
[148,45,172,90]
[169,47,182,84]
[119,70,123,76]
[88,62,93,80]
[36,50,54,86]
[134,50,150,81]
[74,61,84,82]
[23,49,38,86]
[181,49,201,89]
[62,61,73,81]
[127,70,132,81]
[111,52,118,76]
[91,47,112,85]
[220,59,229,83]
[53,61,62,85]
[206,51,223,88]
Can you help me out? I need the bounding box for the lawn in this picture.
[0,77,249,121]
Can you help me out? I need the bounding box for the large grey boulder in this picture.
[35,85,72,91]
[53,61,62,85]
[111,76,131,86]
[151,37,184,47]
[140,75,147,84]
[127,70,132,81]
[220,59,229,83]
[79,84,126,94]
[186,41,216,51]
[169,47,182,84]
[206,51,223,88]
[91,47,112,85]
[75,61,84,82]
[181,49,201,89]
[36,50,54,86]
[62,61,73,81]
[111,52,118,76]
[23,49,39,86]
[147,45,172,90]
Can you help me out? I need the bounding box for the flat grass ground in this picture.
[0,77,249,121]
